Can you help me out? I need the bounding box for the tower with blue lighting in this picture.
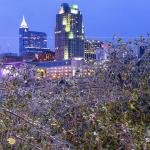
[19,16,50,60]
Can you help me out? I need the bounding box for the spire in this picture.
[20,16,28,28]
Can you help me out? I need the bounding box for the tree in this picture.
[0,36,150,149]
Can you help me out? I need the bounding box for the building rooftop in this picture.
[28,60,72,68]
[59,3,80,14]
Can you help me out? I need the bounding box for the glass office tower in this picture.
[55,3,84,60]
[19,16,49,60]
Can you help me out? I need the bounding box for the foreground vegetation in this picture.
[0,37,150,149]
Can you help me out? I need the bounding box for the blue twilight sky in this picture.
[0,0,150,54]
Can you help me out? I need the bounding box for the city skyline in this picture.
[0,0,150,54]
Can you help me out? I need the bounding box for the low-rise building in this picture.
[0,53,23,63]
[29,60,95,80]
[34,50,55,62]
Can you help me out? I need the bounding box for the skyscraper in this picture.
[19,16,51,61]
[55,3,84,60]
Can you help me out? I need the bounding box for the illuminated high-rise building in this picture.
[55,3,84,60]
[84,39,102,61]
[19,16,51,61]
